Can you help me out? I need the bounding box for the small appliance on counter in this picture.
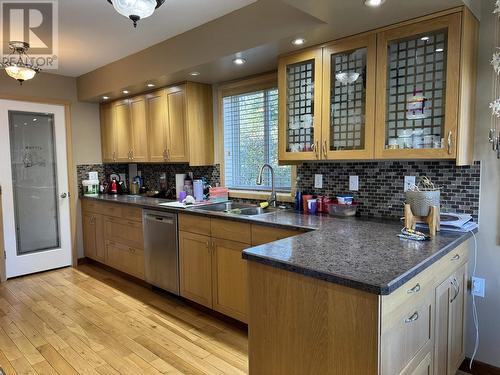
[82,171,99,196]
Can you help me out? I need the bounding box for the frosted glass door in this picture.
[9,111,60,254]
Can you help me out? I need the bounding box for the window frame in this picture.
[216,72,295,202]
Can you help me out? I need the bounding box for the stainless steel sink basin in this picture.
[192,201,278,216]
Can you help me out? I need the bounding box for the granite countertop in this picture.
[81,194,474,295]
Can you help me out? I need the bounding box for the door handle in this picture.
[60,192,67,198]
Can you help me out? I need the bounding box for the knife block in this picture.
[404,204,440,237]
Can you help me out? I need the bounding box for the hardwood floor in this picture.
[0,264,248,374]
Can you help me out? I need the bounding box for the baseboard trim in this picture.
[460,358,500,375]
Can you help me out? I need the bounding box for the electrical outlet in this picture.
[472,277,485,297]
[404,176,416,192]
[314,174,323,189]
[349,176,359,191]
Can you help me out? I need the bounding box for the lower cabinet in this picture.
[212,238,249,322]
[105,240,145,279]
[82,212,105,262]
[179,231,213,308]
[434,263,467,375]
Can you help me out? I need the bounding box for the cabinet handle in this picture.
[404,311,419,324]
[451,254,460,261]
[129,247,135,253]
[206,241,210,254]
[131,150,134,160]
[312,141,319,159]
[113,151,116,161]
[323,140,328,158]
[447,130,452,155]
[407,283,421,294]
[163,149,168,161]
[450,277,460,303]
[167,149,171,160]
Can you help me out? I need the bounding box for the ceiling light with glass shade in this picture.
[107,0,165,27]
[1,41,40,85]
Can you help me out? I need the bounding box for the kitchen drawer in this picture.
[211,218,251,244]
[381,293,433,375]
[122,206,142,222]
[251,224,302,246]
[100,202,123,218]
[105,240,145,279]
[179,213,211,236]
[82,199,104,214]
[104,216,144,249]
[430,241,468,285]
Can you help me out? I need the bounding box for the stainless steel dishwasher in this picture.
[143,210,179,295]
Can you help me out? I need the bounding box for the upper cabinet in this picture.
[278,49,323,161]
[100,82,214,166]
[278,7,478,165]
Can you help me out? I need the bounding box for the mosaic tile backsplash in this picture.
[297,160,480,220]
[77,160,480,220]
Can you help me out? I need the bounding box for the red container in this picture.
[302,195,312,213]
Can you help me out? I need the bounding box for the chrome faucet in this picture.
[256,163,277,207]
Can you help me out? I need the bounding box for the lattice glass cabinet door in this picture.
[278,49,323,161]
[322,34,376,160]
[375,14,461,159]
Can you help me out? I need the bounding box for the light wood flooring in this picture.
[0,264,248,375]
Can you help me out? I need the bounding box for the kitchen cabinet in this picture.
[101,82,213,165]
[179,231,213,308]
[113,99,132,162]
[322,34,377,160]
[278,49,323,161]
[434,263,467,375]
[129,96,149,162]
[278,7,478,165]
[82,212,105,262]
[81,200,145,280]
[100,103,115,162]
[212,238,249,322]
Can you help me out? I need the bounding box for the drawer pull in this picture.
[404,312,419,324]
[407,283,421,294]
[451,254,460,261]
[450,278,460,303]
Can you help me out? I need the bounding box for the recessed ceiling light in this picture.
[102,96,109,100]
[122,90,130,94]
[364,0,385,7]
[189,71,201,76]
[292,38,306,46]
[421,36,430,41]
[32,118,37,122]
[233,57,246,65]
[147,83,155,88]
[435,48,444,52]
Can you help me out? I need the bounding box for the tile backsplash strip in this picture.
[297,160,480,220]
[78,160,480,220]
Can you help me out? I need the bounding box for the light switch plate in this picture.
[404,176,416,192]
[349,176,359,191]
[314,174,323,189]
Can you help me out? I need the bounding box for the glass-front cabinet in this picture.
[374,13,462,159]
[278,49,323,161]
[322,34,376,159]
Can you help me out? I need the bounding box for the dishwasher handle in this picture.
[144,213,175,225]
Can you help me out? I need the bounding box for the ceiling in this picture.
[69,0,479,101]
[54,0,257,76]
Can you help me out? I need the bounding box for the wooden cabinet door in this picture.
[100,103,116,162]
[179,231,212,308]
[166,86,188,162]
[146,90,168,162]
[129,96,148,162]
[447,264,466,374]
[278,49,323,162]
[321,34,376,160]
[375,13,461,160]
[82,213,97,259]
[434,263,466,375]
[212,238,248,322]
[105,240,144,279]
[113,99,132,162]
[82,212,105,262]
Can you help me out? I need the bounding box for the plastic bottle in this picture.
[294,177,303,212]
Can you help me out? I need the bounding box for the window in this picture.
[223,86,291,192]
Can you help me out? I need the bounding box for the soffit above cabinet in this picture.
[76,0,473,102]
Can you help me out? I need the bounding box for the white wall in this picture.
[466,0,500,367]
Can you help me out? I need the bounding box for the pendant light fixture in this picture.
[1,41,40,85]
[107,0,165,27]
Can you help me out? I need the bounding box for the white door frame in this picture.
[0,99,74,278]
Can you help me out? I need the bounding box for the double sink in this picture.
[191,201,280,217]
